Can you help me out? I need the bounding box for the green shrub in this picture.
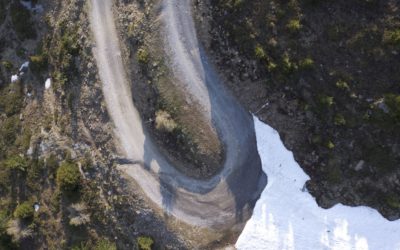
[336,80,349,90]
[319,95,334,107]
[5,155,27,172]
[13,202,34,220]
[299,57,314,70]
[137,48,149,65]
[93,239,116,250]
[281,53,297,74]
[56,162,81,192]
[326,140,335,149]
[137,236,154,250]
[254,44,266,60]
[287,19,301,32]
[334,114,346,126]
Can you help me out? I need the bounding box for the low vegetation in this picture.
[137,236,154,250]
[56,161,81,192]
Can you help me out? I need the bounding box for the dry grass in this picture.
[155,110,177,133]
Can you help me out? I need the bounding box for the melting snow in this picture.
[11,75,19,83]
[19,61,29,72]
[236,117,400,250]
[45,78,52,89]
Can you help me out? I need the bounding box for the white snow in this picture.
[11,74,19,83]
[19,61,29,72]
[45,78,51,89]
[236,117,400,250]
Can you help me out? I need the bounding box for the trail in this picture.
[90,0,267,229]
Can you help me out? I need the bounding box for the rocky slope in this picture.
[195,0,400,219]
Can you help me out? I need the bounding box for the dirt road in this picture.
[90,0,266,229]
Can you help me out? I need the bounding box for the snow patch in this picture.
[45,78,51,89]
[236,117,400,250]
[19,61,29,72]
[11,75,19,83]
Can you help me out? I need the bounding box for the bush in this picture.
[299,57,314,70]
[254,44,266,60]
[287,19,301,32]
[334,114,346,126]
[56,162,81,192]
[13,202,34,220]
[137,236,154,250]
[336,80,349,90]
[137,48,149,64]
[5,155,27,172]
[319,95,334,107]
[93,239,116,250]
[281,53,297,74]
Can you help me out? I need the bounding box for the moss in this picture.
[137,236,154,250]
[319,95,334,107]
